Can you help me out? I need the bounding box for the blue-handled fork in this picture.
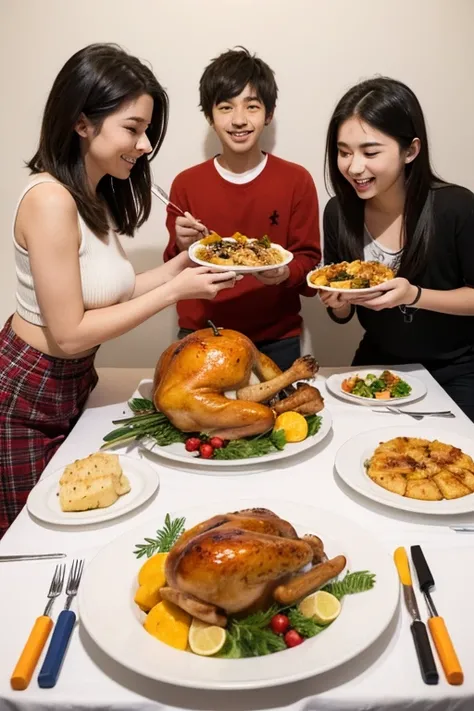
[37,559,85,688]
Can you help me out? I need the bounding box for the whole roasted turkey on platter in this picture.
[153,326,324,440]
[159,507,346,626]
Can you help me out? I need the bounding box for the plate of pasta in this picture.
[189,232,293,273]
[307,260,395,293]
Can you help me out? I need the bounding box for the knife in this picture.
[394,547,439,684]
[410,545,463,685]
[0,554,66,562]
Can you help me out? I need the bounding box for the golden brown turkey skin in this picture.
[153,329,278,439]
[165,508,314,614]
[153,328,319,439]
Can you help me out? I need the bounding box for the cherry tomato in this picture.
[185,437,201,452]
[270,614,290,635]
[209,436,224,449]
[284,629,304,648]
[199,443,214,459]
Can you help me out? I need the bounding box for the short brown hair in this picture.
[199,47,278,121]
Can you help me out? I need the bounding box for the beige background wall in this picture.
[1,0,473,367]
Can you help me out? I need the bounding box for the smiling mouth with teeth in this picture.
[121,155,137,165]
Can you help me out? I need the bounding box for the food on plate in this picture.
[194,232,285,267]
[309,260,394,289]
[103,327,325,462]
[134,509,376,658]
[153,327,322,440]
[134,552,168,612]
[342,370,412,400]
[58,453,130,512]
[366,437,474,500]
[273,411,308,442]
[143,599,191,650]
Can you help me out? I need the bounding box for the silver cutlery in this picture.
[450,525,474,532]
[152,183,210,234]
[151,183,186,218]
[10,563,65,690]
[374,406,455,420]
[38,559,85,688]
[0,553,66,562]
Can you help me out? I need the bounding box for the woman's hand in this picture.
[318,289,351,310]
[254,265,290,286]
[341,277,418,310]
[167,267,239,302]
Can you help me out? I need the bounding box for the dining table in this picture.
[1,363,473,711]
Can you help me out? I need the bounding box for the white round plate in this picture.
[335,426,474,515]
[139,408,332,470]
[189,238,293,273]
[326,369,426,407]
[306,270,394,294]
[78,498,398,690]
[27,455,160,526]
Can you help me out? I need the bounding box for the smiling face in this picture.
[336,116,419,201]
[210,83,270,157]
[76,93,154,188]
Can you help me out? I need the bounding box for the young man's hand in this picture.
[175,212,209,252]
[254,266,290,286]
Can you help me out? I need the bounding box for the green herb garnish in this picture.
[323,570,376,600]
[287,609,326,638]
[102,402,185,450]
[133,514,186,559]
[219,605,286,658]
[305,414,322,437]
[391,381,412,398]
[213,428,287,460]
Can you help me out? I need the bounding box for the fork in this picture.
[378,406,455,420]
[11,563,65,690]
[151,183,186,218]
[38,559,85,688]
[152,183,210,234]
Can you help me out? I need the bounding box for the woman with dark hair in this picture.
[320,76,474,420]
[0,43,237,536]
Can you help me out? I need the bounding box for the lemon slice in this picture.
[297,590,341,624]
[188,618,226,656]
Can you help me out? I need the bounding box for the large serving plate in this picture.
[78,498,399,690]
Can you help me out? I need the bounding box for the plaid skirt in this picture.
[0,317,98,538]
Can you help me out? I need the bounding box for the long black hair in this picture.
[27,43,169,237]
[325,76,445,280]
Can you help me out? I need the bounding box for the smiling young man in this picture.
[162,47,321,370]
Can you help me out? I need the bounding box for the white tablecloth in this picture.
[1,365,474,711]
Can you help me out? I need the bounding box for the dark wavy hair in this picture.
[325,76,446,280]
[27,43,169,236]
[199,46,278,121]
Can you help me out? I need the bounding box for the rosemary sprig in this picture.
[133,514,186,559]
[323,570,376,600]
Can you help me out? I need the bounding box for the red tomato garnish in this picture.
[270,614,290,635]
[199,443,214,459]
[209,436,224,449]
[185,437,201,452]
[284,629,304,648]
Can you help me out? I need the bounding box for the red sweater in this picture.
[163,154,321,342]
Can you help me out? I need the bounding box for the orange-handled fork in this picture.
[10,563,65,690]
